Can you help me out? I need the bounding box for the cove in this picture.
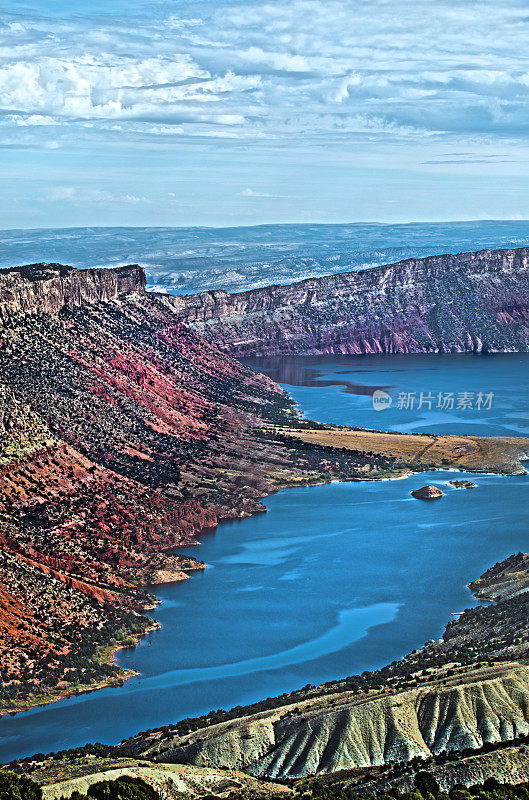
[0,353,528,762]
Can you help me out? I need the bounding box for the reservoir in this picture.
[0,353,527,762]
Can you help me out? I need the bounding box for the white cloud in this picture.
[239,47,310,73]
[241,188,273,197]
[1,0,529,148]
[48,187,149,203]
[240,188,296,198]
[4,114,57,126]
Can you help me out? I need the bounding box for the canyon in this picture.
[1,254,529,796]
[15,549,529,799]
[169,246,529,357]
[0,261,436,714]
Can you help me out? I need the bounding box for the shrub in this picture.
[415,772,440,797]
[87,775,160,800]
[0,771,42,800]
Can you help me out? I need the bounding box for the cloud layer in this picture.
[2,0,529,228]
[3,0,529,146]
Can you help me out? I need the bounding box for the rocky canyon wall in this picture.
[0,263,146,321]
[167,247,529,356]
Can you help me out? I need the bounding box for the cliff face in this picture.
[0,263,146,320]
[168,247,529,356]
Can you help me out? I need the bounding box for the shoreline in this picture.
[2,432,525,723]
[0,622,161,720]
[284,427,529,476]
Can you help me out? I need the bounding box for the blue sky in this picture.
[2,0,529,228]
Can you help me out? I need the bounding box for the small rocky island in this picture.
[448,479,477,489]
[411,484,444,500]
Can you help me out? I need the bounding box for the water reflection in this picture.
[245,356,392,396]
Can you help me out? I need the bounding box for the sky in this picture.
[2,0,529,228]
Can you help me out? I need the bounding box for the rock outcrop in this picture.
[167,247,529,356]
[411,485,444,499]
[355,745,529,794]
[469,553,529,603]
[0,263,145,320]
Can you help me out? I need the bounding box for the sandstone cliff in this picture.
[167,247,529,356]
[0,263,145,321]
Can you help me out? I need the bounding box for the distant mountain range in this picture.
[1,220,529,294]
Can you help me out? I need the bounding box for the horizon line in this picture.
[2,218,529,235]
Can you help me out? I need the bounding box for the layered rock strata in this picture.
[168,247,529,356]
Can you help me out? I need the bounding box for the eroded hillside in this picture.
[0,263,406,712]
[124,554,529,780]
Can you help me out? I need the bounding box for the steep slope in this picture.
[362,746,529,794]
[168,247,529,356]
[0,263,404,713]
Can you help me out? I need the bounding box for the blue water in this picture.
[251,353,529,438]
[0,354,527,762]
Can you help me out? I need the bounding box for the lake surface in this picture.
[0,353,528,762]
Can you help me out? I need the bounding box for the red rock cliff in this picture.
[0,262,381,707]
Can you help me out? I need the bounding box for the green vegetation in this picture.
[0,771,42,800]
[0,608,152,714]
[4,769,529,800]
[0,771,160,800]
[297,773,529,800]
[62,775,160,799]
